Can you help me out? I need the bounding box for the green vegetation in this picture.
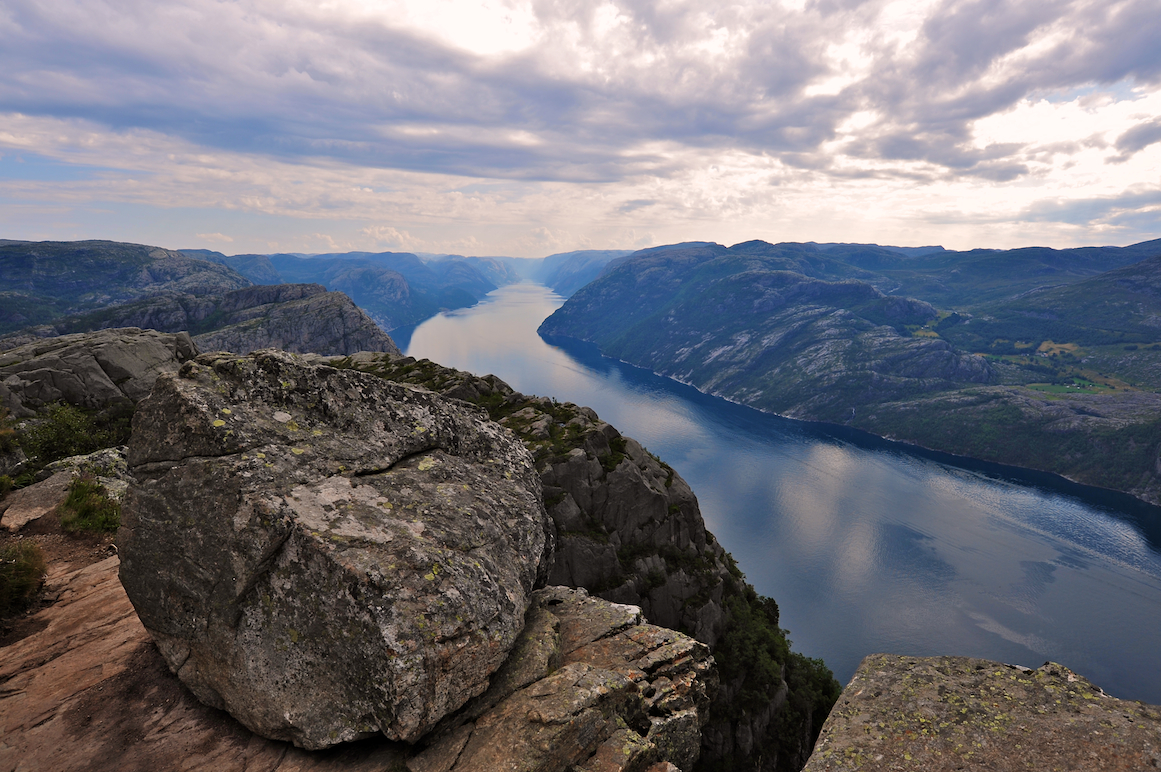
[17,401,132,469]
[859,394,1161,497]
[0,407,17,454]
[0,541,47,617]
[714,589,789,716]
[58,475,121,533]
[1027,378,1113,395]
[705,585,842,772]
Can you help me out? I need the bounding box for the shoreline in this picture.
[538,330,1161,512]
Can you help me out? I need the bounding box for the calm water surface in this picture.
[401,283,1161,703]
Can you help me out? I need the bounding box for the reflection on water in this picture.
[405,282,1161,703]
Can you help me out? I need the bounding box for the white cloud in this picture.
[0,0,1157,253]
[195,232,234,243]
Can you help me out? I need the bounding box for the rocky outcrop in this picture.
[330,352,841,772]
[119,350,551,749]
[2,556,712,772]
[410,586,715,772]
[803,654,1161,771]
[0,328,197,418]
[331,354,740,645]
[0,470,74,532]
[190,285,400,356]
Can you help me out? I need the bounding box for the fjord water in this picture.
[402,282,1161,704]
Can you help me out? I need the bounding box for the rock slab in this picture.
[0,327,198,418]
[1,558,712,772]
[408,586,716,772]
[804,653,1161,771]
[118,350,552,749]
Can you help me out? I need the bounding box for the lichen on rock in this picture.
[118,349,553,749]
[804,654,1161,771]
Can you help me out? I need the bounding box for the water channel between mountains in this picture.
[395,281,1161,705]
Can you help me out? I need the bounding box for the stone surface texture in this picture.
[0,555,411,772]
[407,586,716,772]
[118,349,552,749]
[0,328,197,418]
[1,558,713,772]
[0,470,74,532]
[803,654,1161,771]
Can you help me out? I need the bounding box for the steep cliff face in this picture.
[190,285,400,356]
[332,351,841,772]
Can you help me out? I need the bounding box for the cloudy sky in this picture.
[1,0,1159,256]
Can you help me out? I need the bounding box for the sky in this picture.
[1,0,1160,257]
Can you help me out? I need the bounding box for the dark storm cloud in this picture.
[0,0,1158,183]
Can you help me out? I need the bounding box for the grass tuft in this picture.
[59,475,121,533]
[0,541,47,617]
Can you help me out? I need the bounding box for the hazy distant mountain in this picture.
[861,241,1156,308]
[180,249,283,285]
[0,283,399,357]
[266,251,507,330]
[811,242,947,259]
[418,253,522,288]
[0,241,405,356]
[530,249,635,297]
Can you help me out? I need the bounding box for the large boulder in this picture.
[118,350,553,749]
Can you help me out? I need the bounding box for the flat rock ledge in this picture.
[119,349,551,748]
[0,557,714,772]
[803,653,1161,771]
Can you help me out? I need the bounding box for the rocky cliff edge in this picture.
[803,654,1161,771]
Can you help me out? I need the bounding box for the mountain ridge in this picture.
[538,238,1161,505]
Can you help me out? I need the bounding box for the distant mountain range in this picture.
[180,248,522,331]
[8,235,1160,503]
[540,238,1161,505]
